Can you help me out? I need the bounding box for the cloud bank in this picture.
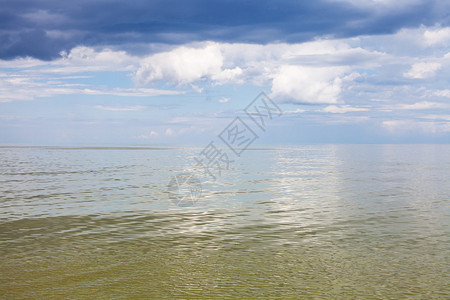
[1,0,449,60]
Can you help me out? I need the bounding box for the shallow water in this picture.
[1,145,449,298]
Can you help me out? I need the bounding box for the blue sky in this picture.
[1,0,450,145]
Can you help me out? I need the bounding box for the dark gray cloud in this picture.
[0,0,448,60]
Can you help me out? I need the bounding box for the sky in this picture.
[1,0,450,145]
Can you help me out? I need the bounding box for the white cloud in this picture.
[433,89,450,98]
[1,30,449,114]
[403,62,441,79]
[136,130,159,139]
[0,47,185,102]
[323,105,369,113]
[148,130,159,138]
[190,84,203,93]
[399,101,445,110]
[218,97,229,103]
[423,27,450,46]
[135,43,241,85]
[271,65,348,104]
[135,125,205,140]
[212,67,243,84]
[0,57,46,69]
[164,127,198,137]
[134,40,375,91]
[0,72,183,102]
[23,46,140,74]
[360,26,450,59]
[165,128,175,136]
[58,47,138,72]
[284,109,305,114]
[421,115,450,121]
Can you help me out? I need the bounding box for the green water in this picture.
[1,145,449,298]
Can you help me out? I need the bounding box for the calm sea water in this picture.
[0,145,449,299]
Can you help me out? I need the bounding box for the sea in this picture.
[0,145,449,298]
